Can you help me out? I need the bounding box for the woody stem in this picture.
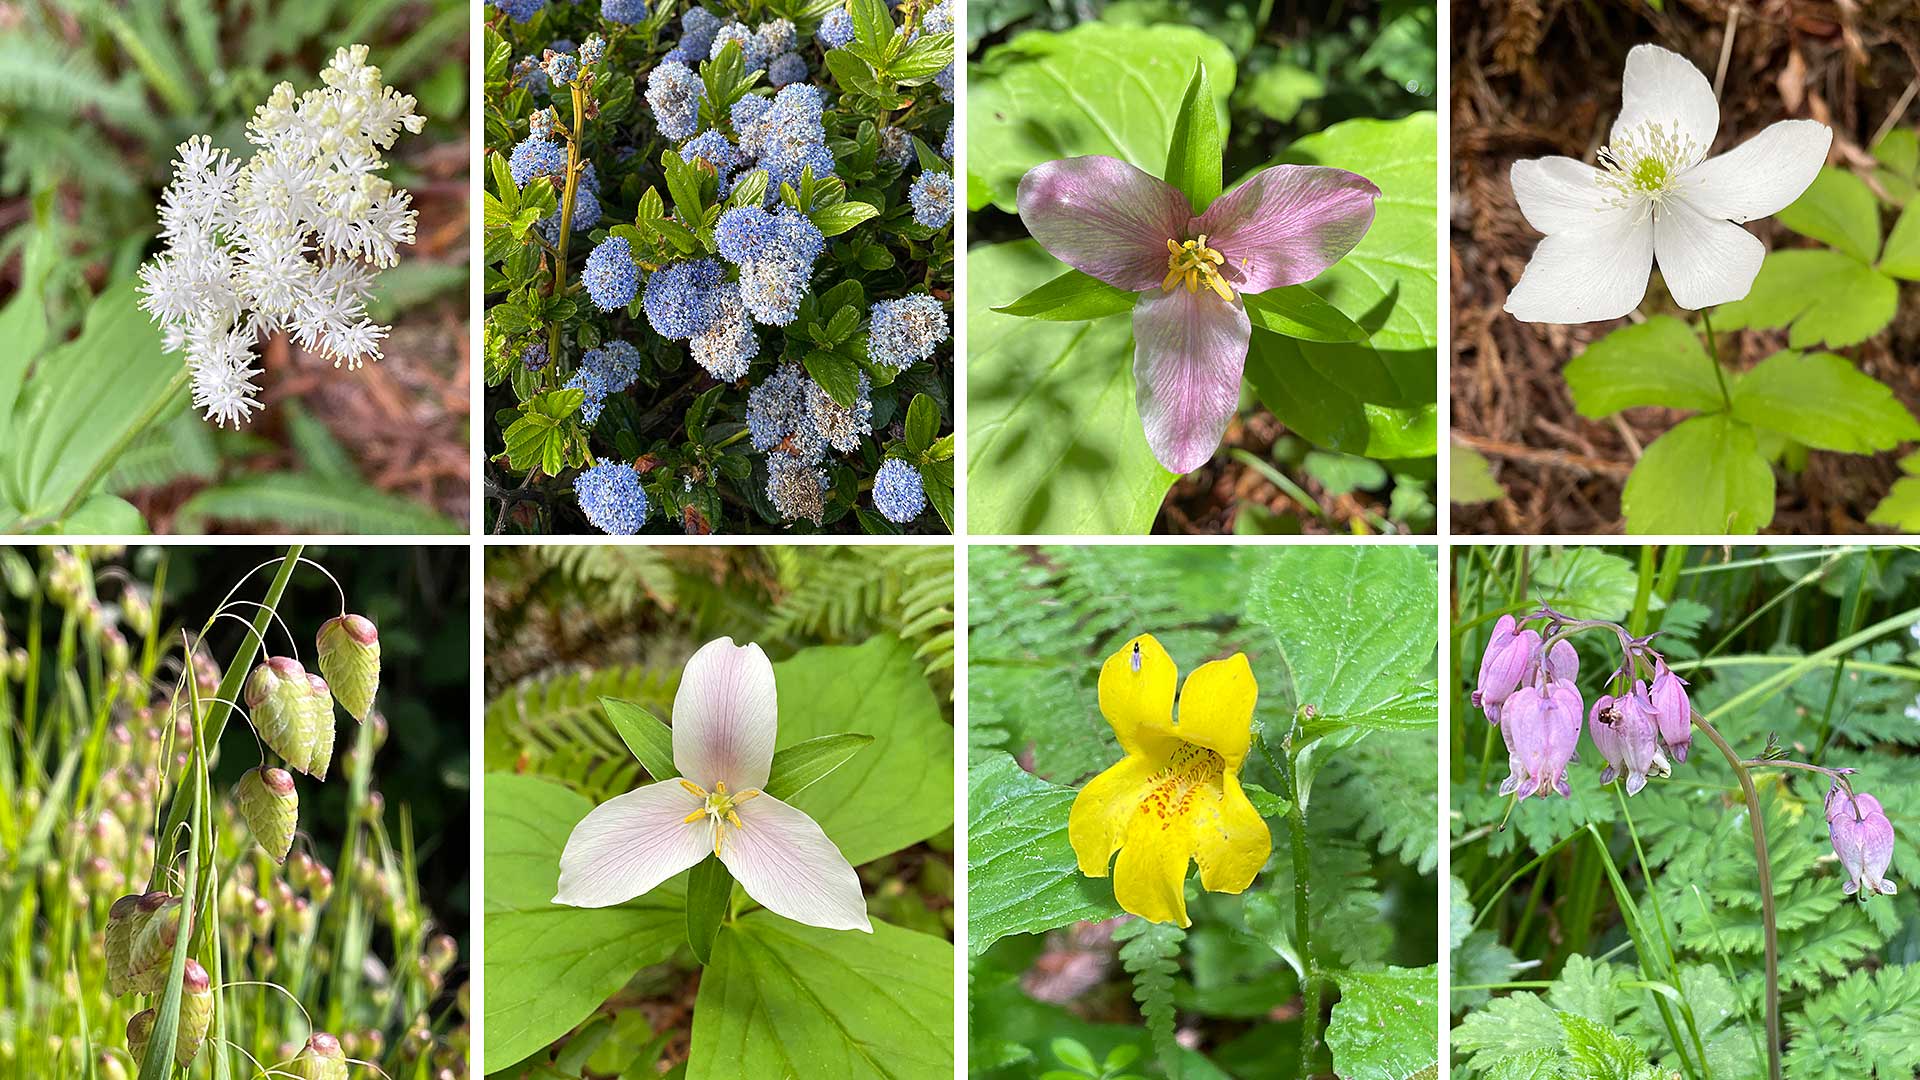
[1692,710,1781,1080]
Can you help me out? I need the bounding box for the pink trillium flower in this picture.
[1827,787,1898,898]
[1588,685,1667,796]
[553,637,872,932]
[1498,681,1584,800]
[1016,156,1378,473]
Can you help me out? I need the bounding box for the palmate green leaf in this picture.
[966,752,1122,954]
[1729,350,1920,453]
[1620,415,1773,534]
[1164,60,1224,212]
[1327,966,1439,1080]
[1711,248,1898,349]
[1776,167,1882,264]
[689,912,953,1080]
[1868,475,1920,531]
[482,773,685,1069]
[1879,201,1920,279]
[1872,128,1920,205]
[1563,315,1726,417]
[968,23,1235,212]
[967,240,1172,534]
[992,269,1139,322]
[1451,442,1503,504]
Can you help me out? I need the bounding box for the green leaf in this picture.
[1164,60,1224,212]
[1879,201,1920,279]
[811,199,881,237]
[1872,127,1920,205]
[1242,286,1368,343]
[1620,414,1774,534]
[1531,548,1646,622]
[967,240,1172,534]
[603,697,678,780]
[688,914,954,1080]
[685,856,731,965]
[968,24,1235,211]
[1246,547,1438,737]
[1710,248,1898,349]
[1776,166,1882,263]
[483,774,686,1069]
[1868,477,1920,531]
[905,393,938,455]
[991,269,1139,322]
[1450,442,1503,504]
[1244,331,1437,460]
[762,732,874,801]
[1113,918,1185,1079]
[803,349,863,409]
[170,474,461,535]
[966,752,1123,954]
[1729,350,1920,453]
[1327,966,1439,1080]
[1564,315,1726,416]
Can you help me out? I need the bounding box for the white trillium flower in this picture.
[553,637,872,933]
[1505,44,1832,324]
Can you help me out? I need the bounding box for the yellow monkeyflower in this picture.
[1068,633,1272,927]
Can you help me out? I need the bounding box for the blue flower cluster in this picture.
[765,455,827,524]
[689,281,759,381]
[734,83,836,199]
[665,7,722,63]
[872,458,926,523]
[563,339,643,424]
[806,371,873,453]
[642,257,724,340]
[921,1,953,36]
[746,363,819,457]
[492,0,545,24]
[521,339,550,370]
[879,127,914,170]
[544,50,579,87]
[910,170,954,228]
[942,118,954,160]
[715,205,826,325]
[513,40,575,94]
[583,235,639,311]
[576,462,650,534]
[579,34,607,65]
[645,61,704,141]
[680,129,740,183]
[868,294,950,370]
[508,136,567,188]
[817,9,854,49]
[769,52,809,87]
[528,106,558,140]
[600,0,647,26]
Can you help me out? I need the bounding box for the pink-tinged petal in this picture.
[554,782,710,908]
[1016,156,1192,292]
[1130,287,1252,474]
[1612,45,1718,169]
[1191,165,1378,292]
[672,637,778,791]
[719,794,871,932]
[1681,120,1831,222]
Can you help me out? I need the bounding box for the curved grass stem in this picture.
[1690,711,1780,1080]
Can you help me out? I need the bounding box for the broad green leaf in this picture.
[1247,547,1438,736]
[1729,350,1920,453]
[1620,415,1774,534]
[966,752,1123,954]
[483,773,685,1069]
[1244,331,1437,460]
[1868,477,1920,531]
[810,199,881,237]
[992,269,1139,322]
[1563,315,1726,417]
[967,240,1172,534]
[51,493,147,535]
[1776,167,1881,263]
[1327,966,1440,1080]
[1710,248,1897,349]
[763,732,875,800]
[685,856,731,965]
[0,208,57,451]
[1164,60,1224,212]
[1242,285,1368,343]
[1450,442,1503,504]
[803,349,863,409]
[688,913,954,1080]
[774,636,952,866]
[1872,128,1920,205]
[1879,201,1920,279]
[1530,548,1647,623]
[905,393,938,456]
[968,24,1235,211]
[603,697,677,780]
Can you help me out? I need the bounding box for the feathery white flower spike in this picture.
[553,637,873,933]
[1505,44,1832,324]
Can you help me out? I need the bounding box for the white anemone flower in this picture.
[553,637,872,933]
[1505,44,1832,324]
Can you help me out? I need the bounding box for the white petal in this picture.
[554,782,711,908]
[1504,214,1654,324]
[672,637,778,791]
[1510,157,1627,235]
[1681,119,1832,222]
[1613,44,1719,168]
[1654,198,1765,309]
[719,794,872,933]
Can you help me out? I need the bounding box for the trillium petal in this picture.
[553,782,710,908]
[1504,213,1654,323]
[1681,119,1832,222]
[720,793,872,932]
[1111,808,1192,927]
[1190,773,1270,894]
[1171,654,1257,768]
[1098,634,1180,755]
[1189,164,1378,292]
[1067,754,1161,878]
[1016,156,1192,292]
[1654,198,1764,310]
[672,637,778,791]
[1131,287,1252,474]
[1510,157,1630,236]
[1613,44,1718,168]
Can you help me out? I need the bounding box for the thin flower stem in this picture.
[1268,734,1322,1077]
[1690,710,1781,1080]
[1702,310,1733,410]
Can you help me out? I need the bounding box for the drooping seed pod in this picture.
[177,959,213,1066]
[301,674,337,779]
[287,1032,349,1080]
[104,894,143,996]
[316,614,380,723]
[126,893,188,995]
[246,657,316,773]
[236,766,299,862]
[126,1009,155,1066]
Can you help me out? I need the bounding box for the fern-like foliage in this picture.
[484,662,678,802]
[761,546,955,699]
[1113,917,1185,1080]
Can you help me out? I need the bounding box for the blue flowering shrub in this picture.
[483,0,955,534]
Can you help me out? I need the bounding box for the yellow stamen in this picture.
[678,779,706,798]
[1162,236,1235,303]
[682,808,705,824]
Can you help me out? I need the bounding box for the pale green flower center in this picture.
[680,779,761,855]
[1597,121,1700,208]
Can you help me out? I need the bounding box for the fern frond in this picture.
[1113,917,1185,1080]
[485,663,678,800]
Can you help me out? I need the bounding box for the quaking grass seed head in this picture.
[317,613,381,723]
[237,766,299,863]
[288,1032,349,1080]
[301,673,337,779]
[176,959,214,1066]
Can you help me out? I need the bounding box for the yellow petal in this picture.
[1172,653,1258,767]
[1111,807,1192,927]
[1067,753,1160,878]
[1098,634,1180,755]
[1191,771,1271,893]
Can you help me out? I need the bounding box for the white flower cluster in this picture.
[137,45,427,427]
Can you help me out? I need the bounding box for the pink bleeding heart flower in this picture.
[1016,155,1378,473]
[1827,787,1897,899]
[1498,681,1585,800]
[1540,638,1578,684]
[554,637,872,932]
[1473,615,1542,724]
[1647,660,1692,762]
[1589,685,1667,796]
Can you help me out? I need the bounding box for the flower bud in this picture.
[316,614,380,723]
[301,674,337,779]
[177,959,213,1065]
[1472,615,1538,723]
[1648,661,1692,763]
[1498,682,1583,800]
[288,1032,349,1080]
[237,767,299,863]
[247,657,318,773]
[1828,786,1898,898]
